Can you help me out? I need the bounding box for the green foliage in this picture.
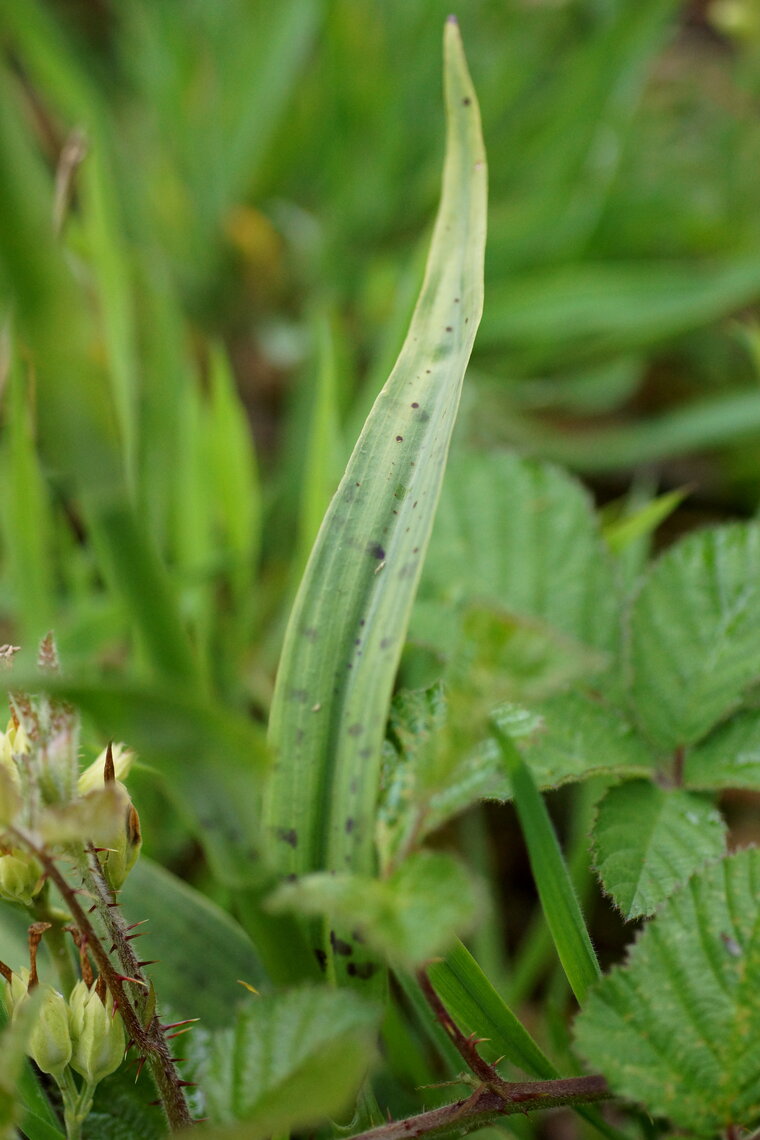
[575,848,760,1136]
[591,780,727,918]
[2,2,760,1138]
[628,522,760,751]
[268,850,481,970]
[201,987,379,1134]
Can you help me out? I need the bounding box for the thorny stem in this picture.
[13,830,194,1132]
[347,969,611,1140]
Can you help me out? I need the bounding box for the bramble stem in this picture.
[348,969,613,1140]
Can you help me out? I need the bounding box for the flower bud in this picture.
[0,849,43,906]
[3,968,30,1020]
[27,984,71,1077]
[99,794,142,892]
[69,981,125,1084]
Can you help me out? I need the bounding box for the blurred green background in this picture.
[1,0,760,869]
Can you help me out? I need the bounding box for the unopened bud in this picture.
[0,850,43,906]
[2,968,30,1020]
[27,984,71,1077]
[98,792,142,892]
[69,981,125,1084]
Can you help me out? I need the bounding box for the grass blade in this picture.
[491,722,600,1005]
[264,18,487,895]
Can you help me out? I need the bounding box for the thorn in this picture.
[136,960,159,968]
[147,1100,161,1107]
[236,979,259,994]
[177,1081,196,1089]
[126,919,149,931]
[169,1057,186,1064]
[161,1018,200,1031]
[134,1056,146,1082]
[165,1027,195,1040]
[126,932,149,942]
[104,741,115,784]
[114,974,148,987]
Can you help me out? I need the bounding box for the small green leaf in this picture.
[201,987,379,1133]
[628,522,760,751]
[575,848,760,1135]
[268,850,482,970]
[591,780,726,918]
[517,689,653,788]
[685,707,760,790]
[415,449,619,658]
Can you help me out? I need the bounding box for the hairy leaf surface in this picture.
[575,848,760,1135]
[591,779,726,918]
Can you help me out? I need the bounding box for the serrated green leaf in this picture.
[591,780,726,918]
[517,689,653,788]
[268,850,481,970]
[575,848,760,1135]
[263,18,486,946]
[201,987,378,1133]
[415,449,619,658]
[685,707,760,790]
[628,522,760,752]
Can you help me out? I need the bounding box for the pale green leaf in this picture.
[591,780,726,918]
[415,449,619,658]
[264,20,487,924]
[627,522,760,751]
[268,850,482,970]
[574,849,760,1135]
[517,689,653,788]
[201,987,378,1133]
[685,707,760,790]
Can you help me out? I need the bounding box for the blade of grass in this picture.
[491,722,600,1006]
[264,17,487,911]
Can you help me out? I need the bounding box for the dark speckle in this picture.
[347,962,377,980]
[380,637,391,649]
[352,928,366,944]
[462,97,471,106]
[314,949,327,972]
[445,326,453,332]
[359,747,372,759]
[276,827,298,848]
[411,402,419,408]
[367,542,385,560]
[395,435,403,442]
[345,817,355,833]
[285,873,299,883]
[330,931,353,957]
[302,627,319,642]
[348,723,364,737]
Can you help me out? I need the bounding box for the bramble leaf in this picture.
[575,848,760,1135]
[685,707,760,790]
[267,850,481,969]
[201,987,378,1134]
[591,779,726,918]
[414,449,619,660]
[627,522,760,752]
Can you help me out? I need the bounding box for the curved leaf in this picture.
[264,21,487,898]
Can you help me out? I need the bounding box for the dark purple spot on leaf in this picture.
[348,723,363,737]
[330,931,353,956]
[276,828,298,848]
[367,542,385,560]
[314,949,327,972]
[347,962,377,980]
[345,817,355,833]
